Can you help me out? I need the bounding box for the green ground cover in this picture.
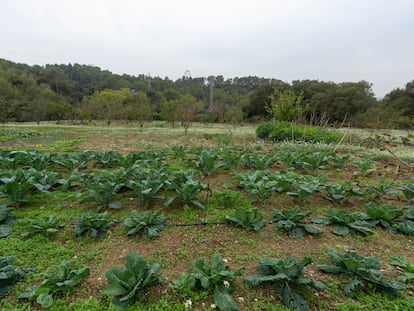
[0,122,413,310]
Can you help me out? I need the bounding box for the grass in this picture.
[0,122,413,310]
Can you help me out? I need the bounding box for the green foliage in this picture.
[73,212,113,240]
[123,210,165,239]
[399,183,414,200]
[19,260,89,308]
[216,150,242,171]
[0,171,34,207]
[18,216,64,238]
[191,149,220,175]
[102,251,161,308]
[273,206,322,239]
[392,206,414,236]
[313,208,374,236]
[245,255,325,311]
[353,157,374,176]
[364,202,405,230]
[266,90,304,122]
[0,256,34,299]
[127,169,169,208]
[256,121,342,144]
[92,151,124,168]
[237,171,278,202]
[318,248,407,296]
[297,151,329,171]
[363,181,399,202]
[389,256,414,283]
[165,179,207,209]
[80,172,125,211]
[225,208,267,232]
[26,169,65,192]
[324,181,364,203]
[329,153,352,168]
[256,122,274,139]
[172,254,244,311]
[241,152,278,170]
[212,190,244,209]
[286,175,322,202]
[0,204,13,238]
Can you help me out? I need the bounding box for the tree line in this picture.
[0,58,413,129]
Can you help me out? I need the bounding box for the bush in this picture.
[256,121,342,144]
[256,122,274,139]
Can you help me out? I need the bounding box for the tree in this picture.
[266,90,304,122]
[45,102,73,124]
[176,94,203,134]
[223,104,245,135]
[246,81,290,119]
[85,89,128,125]
[159,100,179,127]
[124,91,152,127]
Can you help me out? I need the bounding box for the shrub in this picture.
[256,121,342,144]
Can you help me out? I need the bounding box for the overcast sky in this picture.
[1,0,413,97]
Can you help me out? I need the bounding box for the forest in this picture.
[0,58,413,129]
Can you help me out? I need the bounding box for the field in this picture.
[1,122,414,311]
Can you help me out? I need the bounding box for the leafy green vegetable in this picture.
[245,255,325,311]
[212,190,243,209]
[127,168,169,208]
[318,248,407,296]
[241,152,278,170]
[0,256,34,299]
[389,256,414,283]
[124,210,165,239]
[273,206,322,239]
[80,168,128,211]
[102,251,161,308]
[298,151,329,172]
[286,175,322,202]
[365,202,405,231]
[0,204,13,238]
[19,260,89,308]
[18,216,64,238]
[392,206,414,235]
[399,183,414,200]
[324,181,364,203]
[237,171,278,202]
[0,171,34,207]
[73,212,113,240]
[172,254,244,311]
[330,153,352,168]
[225,208,267,232]
[191,149,220,175]
[313,208,374,236]
[92,151,123,168]
[25,169,65,192]
[165,180,207,209]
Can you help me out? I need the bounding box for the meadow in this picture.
[0,122,413,311]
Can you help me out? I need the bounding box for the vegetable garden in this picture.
[0,124,413,310]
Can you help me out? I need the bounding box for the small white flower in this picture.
[223,280,230,288]
[210,304,217,309]
[237,297,244,303]
[184,299,192,309]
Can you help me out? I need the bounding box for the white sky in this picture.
[1,0,413,97]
